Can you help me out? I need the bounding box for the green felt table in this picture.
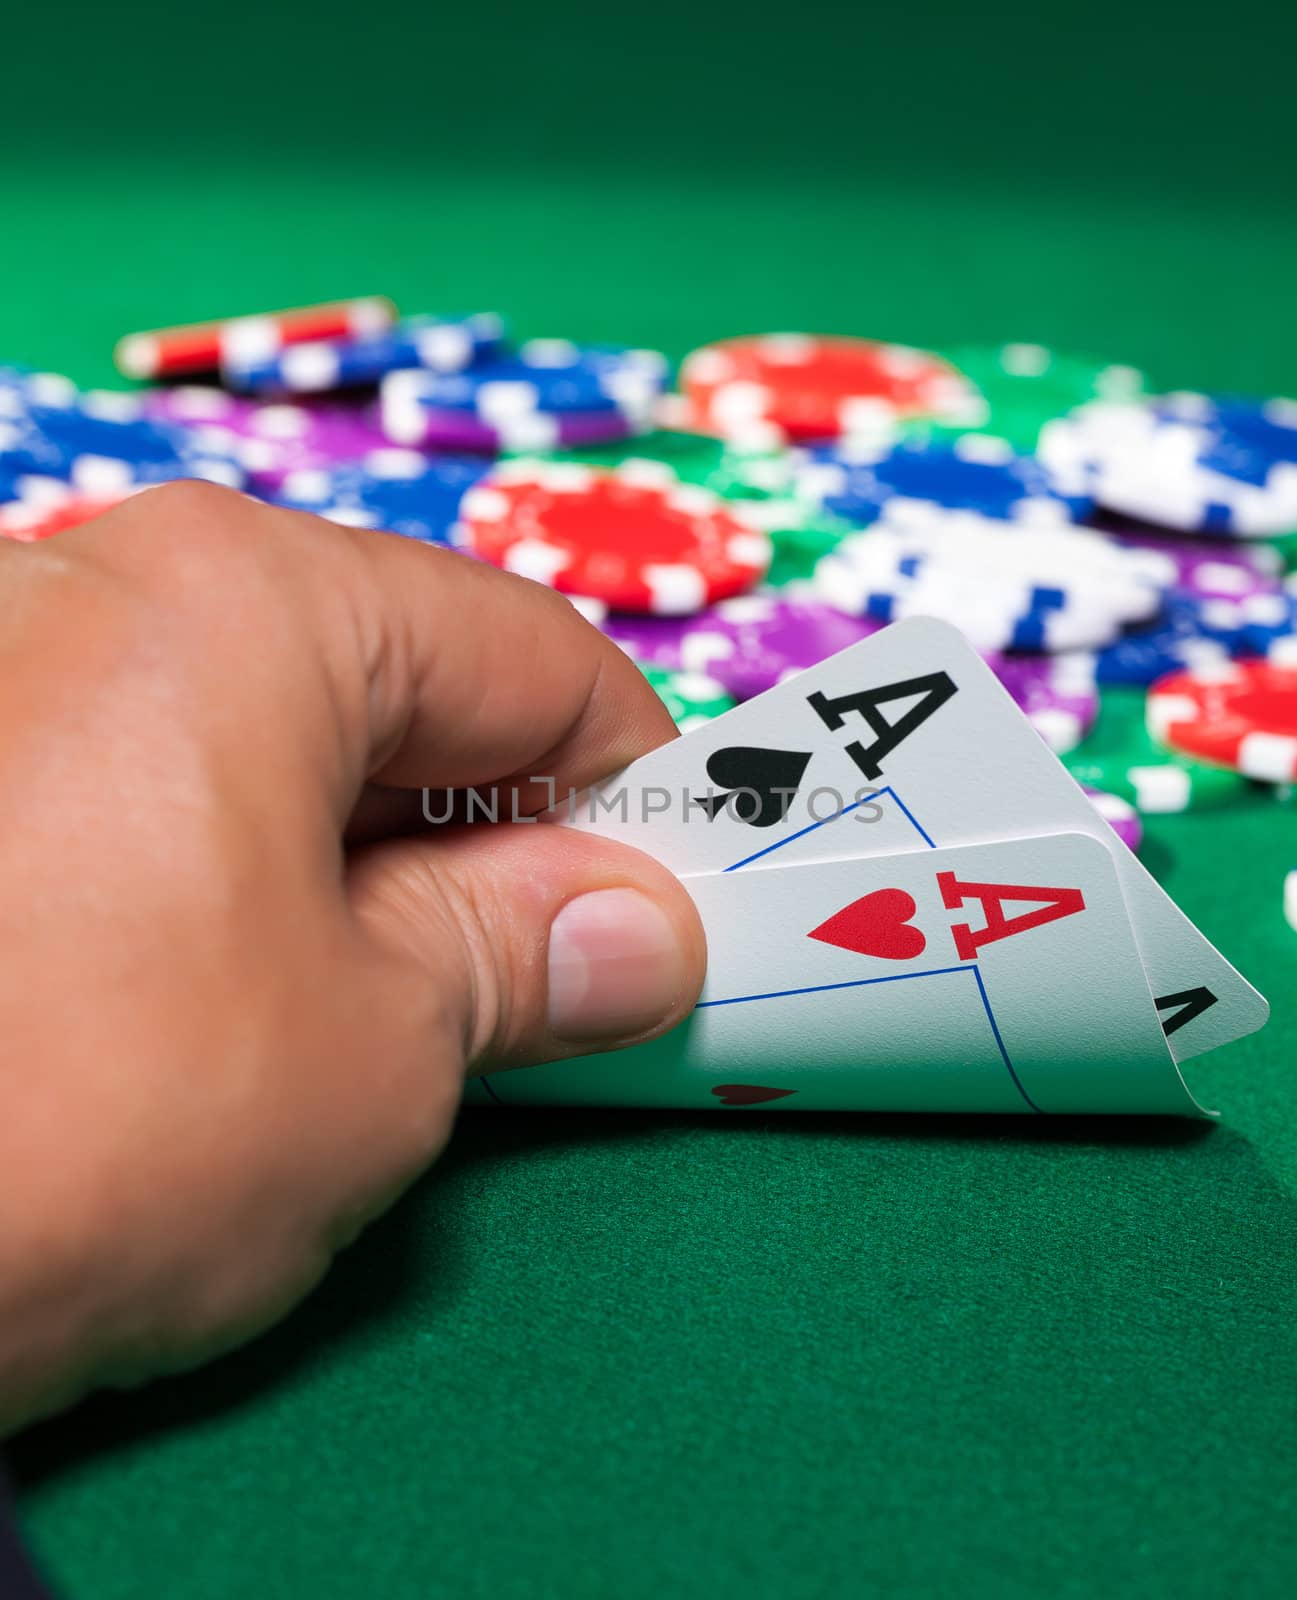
[5,2,1297,1594]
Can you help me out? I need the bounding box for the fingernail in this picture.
[547,888,689,1044]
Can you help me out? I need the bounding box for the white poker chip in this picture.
[1039,400,1297,537]
[810,510,1167,651]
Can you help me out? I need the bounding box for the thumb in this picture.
[348,821,707,1073]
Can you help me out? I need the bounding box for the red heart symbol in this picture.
[711,1084,798,1106]
[808,888,927,960]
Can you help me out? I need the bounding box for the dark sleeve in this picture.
[0,1463,57,1600]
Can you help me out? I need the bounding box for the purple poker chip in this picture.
[137,385,254,431]
[989,651,1099,753]
[139,388,391,489]
[1096,518,1284,601]
[602,593,884,700]
[381,398,647,454]
[380,368,655,453]
[239,404,392,487]
[1084,786,1143,853]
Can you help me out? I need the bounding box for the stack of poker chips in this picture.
[4,309,1297,892]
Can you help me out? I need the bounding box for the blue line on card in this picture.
[723,787,934,872]
[695,964,972,1006]
[968,965,1041,1113]
[698,963,1041,1114]
[477,1076,505,1105]
[884,789,936,850]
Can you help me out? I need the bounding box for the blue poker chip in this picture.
[1233,591,1297,656]
[1,388,243,493]
[791,435,1092,526]
[398,340,669,419]
[1093,590,1247,685]
[0,367,77,408]
[0,413,66,478]
[274,449,488,544]
[0,467,55,505]
[1155,393,1297,486]
[222,313,507,394]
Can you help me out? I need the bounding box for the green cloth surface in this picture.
[5,1,1297,1594]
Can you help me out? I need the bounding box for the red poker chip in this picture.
[457,460,772,615]
[1147,649,1297,781]
[0,493,129,542]
[113,296,396,380]
[679,333,977,442]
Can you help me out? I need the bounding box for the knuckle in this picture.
[134,478,262,566]
[72,480,266,611]
[130,480,261,568]
[142,475,246,519]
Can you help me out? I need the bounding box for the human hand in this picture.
[0,482,705,1435]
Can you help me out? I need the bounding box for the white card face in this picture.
[468,833,1192,1115]
[552,617,1267,1063]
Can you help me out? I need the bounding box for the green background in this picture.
[6,1,1297,1594]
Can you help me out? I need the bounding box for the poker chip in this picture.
[1093,591,1248,687]
[456,459,772,614]
[636,662,735,731]
[1,388,244,494]
[114,297,397,381]
[1154,393,1297,483]
[1284,868,1297,935]
[706,431,797,499]
[1233,591,1297,656]
[791,434,1092,526]
[811,512,1166,653]
[1096,521,1284,601]
[762,512,860,588]
[1083,787,1143,852]
[838,505,1171,607]
[694,494,859,590]
[1062,687,1245,813]
[1038,399,1297,537]
[380,371,654,452]
[522,429,729,486]
[1147,650,1297,781]
[137,384,253,429]
[814,562,1123,653]
[13,314,1297,891]
[389,340,667,418]
[930,343,1145,450]
[275,449,487,544]
[604,593,883,701]
[140,389,395,490]
[0,413,65,479]
[678,334,977,443]
[0,367,79,411]
[222,313,505,394]
[989,652,1099,753]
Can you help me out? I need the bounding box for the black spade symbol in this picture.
[692,745,814,828]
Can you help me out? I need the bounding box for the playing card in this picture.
[466,832,1190,1114]
[551,617,1267,1062]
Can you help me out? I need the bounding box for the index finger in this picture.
[340,517,681,807]
[47,484,680,825]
